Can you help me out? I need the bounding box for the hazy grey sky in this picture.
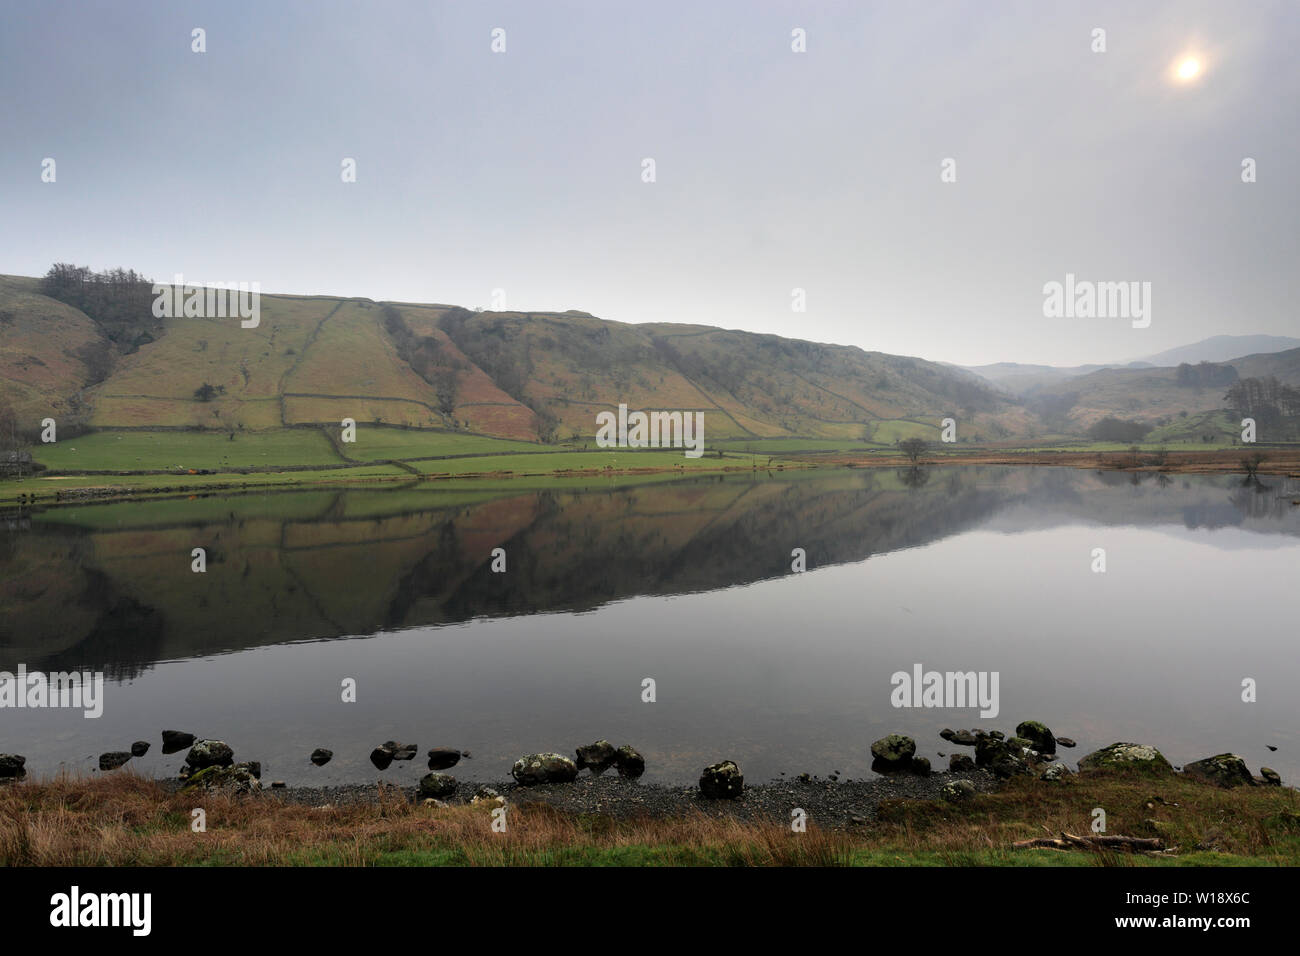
[2,0,1296,366]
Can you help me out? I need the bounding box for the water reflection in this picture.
[4,466,1297,679]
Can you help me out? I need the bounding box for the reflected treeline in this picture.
[2,466,1298,676]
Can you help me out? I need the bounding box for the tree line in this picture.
[40,263,159,351]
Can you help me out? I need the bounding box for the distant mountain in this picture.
[961,334,1300,398]
[1011,345,1300,436]
[957,361,1127,395]
[1130,335,1300,367]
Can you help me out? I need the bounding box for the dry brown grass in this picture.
[3,770,1296,867]
[0,772,852,867]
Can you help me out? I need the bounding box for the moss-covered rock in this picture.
[974,737,1033,777]
[184,739,234,770]
[870,734,916,764]
[1015,720,1056,755]
[1183,753,1254,788]
[418,772,457,799]
[181,764,261,793]
[574,740,617,776]
[941,779,976,802]
[1077,742,1173,776]
[98,751,132,771]
[615,745,645,779]
[511,753,578,785]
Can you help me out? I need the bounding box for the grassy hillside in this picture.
[0,272,1027,451]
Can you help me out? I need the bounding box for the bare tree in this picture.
[1241,451,1267,478]
[897,437,928,463]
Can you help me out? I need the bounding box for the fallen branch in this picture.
[1013,832,1166,853]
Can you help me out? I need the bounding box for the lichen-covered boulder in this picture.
[184,739,234,770]
[699,760,744,799]
[949,753,975,772]
[511,753,578,786]
[0,754,27,778]
[471,786,505,808]
[1040,763,1071,781]
[1015,720,1056,755]
[941,779,976,802]
[870,734,916,764]
[161,730,195,754]
[575,739,618,776]
[98,751,132,771]
[615,745,646,778]
[418,772,457,799]
[1183,754,1254,788]
[181,764,261,793]
[974,737,1033,777]
[1078,742,1173,776]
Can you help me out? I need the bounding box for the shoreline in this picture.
[3,446,1295,508]
[4,758,1296,867]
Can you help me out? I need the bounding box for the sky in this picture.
[1,0,1296,367]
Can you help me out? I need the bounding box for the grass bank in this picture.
[2,772,1295,867]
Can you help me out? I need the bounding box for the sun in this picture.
[1174,55,1203,83]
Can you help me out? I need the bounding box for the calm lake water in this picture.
[3,465,1298,786]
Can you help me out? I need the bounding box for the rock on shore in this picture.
[1078,742,1173,776]
[1183,754,1254,788]
[699,760,744,799]
[512,753,578,785]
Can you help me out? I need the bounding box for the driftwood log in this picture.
[1012,832,1171,853]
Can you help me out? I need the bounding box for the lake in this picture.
[2,465,1297,786]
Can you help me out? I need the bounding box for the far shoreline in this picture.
[3,445,1297,508]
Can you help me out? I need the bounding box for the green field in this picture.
[31,429,346,471]
[339,428,545,461]
[1,425,781,504]
[871,419,941,443]
[714,438,884,454]
[410,448,745,475]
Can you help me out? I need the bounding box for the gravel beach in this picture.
[259,768,1000,828]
